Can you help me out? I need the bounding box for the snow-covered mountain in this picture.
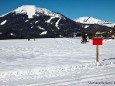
[0,5,82,39]
[74,17,115,28]
[0,5,114,39]
[13,5,62,19]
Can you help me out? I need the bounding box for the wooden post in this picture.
[96,44,99,62]
[96,35,99,62]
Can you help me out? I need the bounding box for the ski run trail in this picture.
[0,38,115,86]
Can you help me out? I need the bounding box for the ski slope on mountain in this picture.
[0,38,115,86]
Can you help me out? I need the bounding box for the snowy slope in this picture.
[13,5,62,18]
[0,38,115,86]
[0,20,7,25]
[75,17,115,27]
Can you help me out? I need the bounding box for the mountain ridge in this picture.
[74,17,115,28]
[0,5,115,39]
[0,5,82,39]
[12,5,63,19]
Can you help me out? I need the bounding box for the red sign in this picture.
[92,37,103,45]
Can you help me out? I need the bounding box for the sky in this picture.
[0,0,115,22]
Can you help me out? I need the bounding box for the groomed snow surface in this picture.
[0,38,115,86]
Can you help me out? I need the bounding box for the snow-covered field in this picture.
[0,38,115,86]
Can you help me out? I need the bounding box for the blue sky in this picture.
[0,0,115,22]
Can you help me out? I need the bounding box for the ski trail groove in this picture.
[23,72,115,86]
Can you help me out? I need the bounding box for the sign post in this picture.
[92,37,103,62]
[96,44,99,62]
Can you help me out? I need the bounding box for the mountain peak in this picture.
[14,5,37,18]
[74,16,115,27]
[13,5,62,18]
[20,5,36,7]
[74,16,104,24]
